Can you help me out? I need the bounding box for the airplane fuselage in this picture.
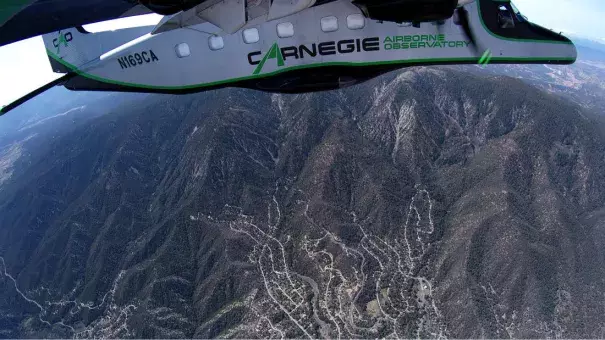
[43,0,577,94]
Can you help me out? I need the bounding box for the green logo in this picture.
[383,34,471,50]
[479,49,492,67]
[253,42,284,75]
[52,31,73,54]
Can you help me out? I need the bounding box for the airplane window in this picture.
[208,35,224,50]
[175,42,190,58]
[277,22,294,38]
[498,5,515,28]
[321,16,338,32]
[243,28,260,44]
[347,14,365,30]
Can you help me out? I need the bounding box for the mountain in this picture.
[1,67,605,338]
[462,40,605,114]
[569,36,605,56]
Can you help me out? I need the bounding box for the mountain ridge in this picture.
[1,67,605,338]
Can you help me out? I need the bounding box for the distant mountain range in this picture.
[1,59,605,337]
[460,38,605,115]
[571,36,605,55]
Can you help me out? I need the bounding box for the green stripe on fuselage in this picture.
[46,48,575,92]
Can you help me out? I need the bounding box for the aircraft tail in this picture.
[42,25,154,74]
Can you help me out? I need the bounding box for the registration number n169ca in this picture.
[118,50,159,69]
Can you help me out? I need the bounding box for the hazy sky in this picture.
[0,0,603,106]
[514,0,605,38]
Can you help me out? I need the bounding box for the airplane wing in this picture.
[0,0,151,47]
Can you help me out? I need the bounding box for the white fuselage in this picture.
[43,0,576,91]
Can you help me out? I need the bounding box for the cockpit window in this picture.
[510,2,527,22]
[498,5,515,28]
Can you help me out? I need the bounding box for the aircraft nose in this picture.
[561,35,578,64]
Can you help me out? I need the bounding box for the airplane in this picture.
[0,0,577,115]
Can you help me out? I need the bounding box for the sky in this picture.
[0,0,604,106]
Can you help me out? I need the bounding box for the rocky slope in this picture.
[464,42,605,113]
[1,67,605,338]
